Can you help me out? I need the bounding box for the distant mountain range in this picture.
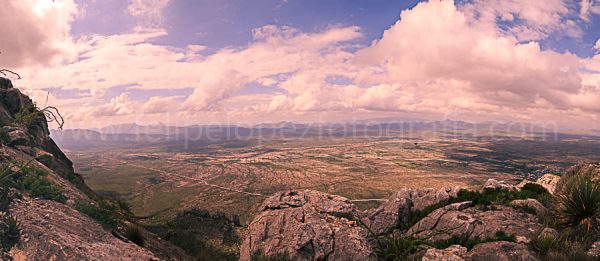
[50,120,571,150]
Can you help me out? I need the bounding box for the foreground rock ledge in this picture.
[239,190,376,261]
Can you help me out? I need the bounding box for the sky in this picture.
[1,0,600,129]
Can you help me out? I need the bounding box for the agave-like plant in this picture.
[553,174,600,231]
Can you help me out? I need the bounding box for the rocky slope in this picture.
[0,77,191,260]
[241,164,600,260]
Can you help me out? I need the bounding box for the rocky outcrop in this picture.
[516,174,560,194]
[484,179,514,190]
[9,197,158,260]
[0,77,191,260]
[407,203,543,242]
[468,241,538,260]
[422,245,467,261]
[239,190,376,261]
[510,199,547,215]
[425,241,539,261]
[364,186,460,235]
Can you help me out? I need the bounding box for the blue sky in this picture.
[72,0,423,50]
[69,0,600,56]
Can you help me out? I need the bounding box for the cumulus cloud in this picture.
[355,0,583,110]
[460,0,571,41]
[143,96,183,114]
[0,0,78,68]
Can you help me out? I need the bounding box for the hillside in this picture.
[0,77,191,260]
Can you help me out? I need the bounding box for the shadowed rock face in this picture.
[239,190,376,261]
[363,186,461,235]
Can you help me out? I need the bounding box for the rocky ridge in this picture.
[242,163,600,260]
[0,77,190,260]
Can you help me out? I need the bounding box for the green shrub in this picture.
[0,216,20,251]
[453,185,550,207]
[10,161,66,203]
[530,235,560,256]
[124,224,145,247]
[544,240,598,261]
[409,201,449,227]
[0,160,67,203]
[553,174,600,231]
[374,233,426,261]
[75,200,124,229]
[19,175,66,202]
[15,104,44,133]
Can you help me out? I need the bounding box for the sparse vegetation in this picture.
[75,199,129,229]
[250,250,290,261]
[145,208,240,260]
[0,160,66,203]
[373,233,428,261]
[431,230,516,250]
[409,184,551,227]
[0,216,21,251]
[15,102,64,133]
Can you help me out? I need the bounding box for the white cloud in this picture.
[355,0,582,111]
[127,0,171,28]
[142,96,182,114]
[0,0,78,68]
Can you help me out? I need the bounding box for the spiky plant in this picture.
[124,223,145,247]
[553,174,600,232]
[530,235,560,256]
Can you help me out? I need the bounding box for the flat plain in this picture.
[61,130,600,224]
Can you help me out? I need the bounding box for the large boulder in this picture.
[510,199,547,215]
[484,179,514,190]
[364,187,460,235]
[516,174,560,194]
[239,190,376,261]
[407,202,543,242]
[468,241,538,260]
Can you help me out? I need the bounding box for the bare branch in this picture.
[41,106,65,130]
[0,69,21,79]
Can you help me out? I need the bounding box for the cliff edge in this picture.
[0,77,190,260]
